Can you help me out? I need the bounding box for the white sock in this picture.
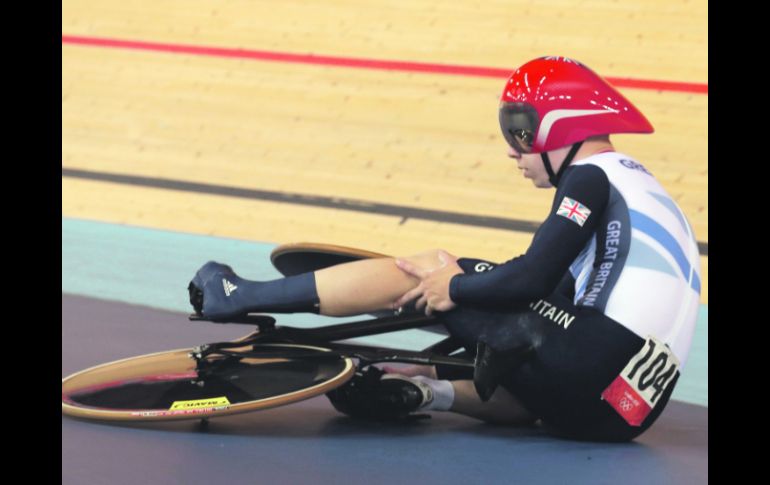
[412,376,455,411]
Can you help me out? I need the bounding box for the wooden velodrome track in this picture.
[62,0,708,303]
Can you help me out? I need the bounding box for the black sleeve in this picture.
[448,164,610,310]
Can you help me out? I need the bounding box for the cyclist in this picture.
[189,56,701,441]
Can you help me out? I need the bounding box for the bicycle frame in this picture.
[187,312,475,370]
[187,311,534,402]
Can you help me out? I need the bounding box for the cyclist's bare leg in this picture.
[315,250,445,316]
[380,364,438,378]
[381,364,535,425]
[450,380,537,425]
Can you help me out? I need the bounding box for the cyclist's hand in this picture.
[392,250,463,316]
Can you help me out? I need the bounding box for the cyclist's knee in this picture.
[401,249,444,271]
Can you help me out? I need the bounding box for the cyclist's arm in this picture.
[449,165,610,310]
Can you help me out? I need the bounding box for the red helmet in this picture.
[499,56,654,154]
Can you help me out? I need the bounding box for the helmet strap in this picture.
[542,141,584,187]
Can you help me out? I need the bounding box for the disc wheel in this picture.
[62,343,355,422]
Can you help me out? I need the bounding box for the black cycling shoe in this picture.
[326,366,432,422]
[188,261,248,321]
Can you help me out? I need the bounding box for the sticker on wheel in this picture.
[169,397,231,411]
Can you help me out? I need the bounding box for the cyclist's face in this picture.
[508,146,553,188]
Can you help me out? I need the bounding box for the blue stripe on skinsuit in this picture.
[569,239,593,287]
[648,192,701,267]
[648,192,690,234]
[626,235,680,279]
[629,210,701,293]
[576,268,591,301]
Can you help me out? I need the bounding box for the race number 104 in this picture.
[623,336,680,406]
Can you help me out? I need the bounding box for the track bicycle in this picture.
[62,243,528,423]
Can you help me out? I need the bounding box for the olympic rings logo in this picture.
[619,397,634,412]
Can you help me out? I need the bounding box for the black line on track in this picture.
[62,167,708,256]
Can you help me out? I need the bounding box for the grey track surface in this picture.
[62,294,708,485]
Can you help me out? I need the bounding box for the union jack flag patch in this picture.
[556,197,591,227]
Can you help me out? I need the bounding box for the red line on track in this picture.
[62,35,707,95]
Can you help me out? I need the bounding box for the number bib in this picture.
[601,336,680,426]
